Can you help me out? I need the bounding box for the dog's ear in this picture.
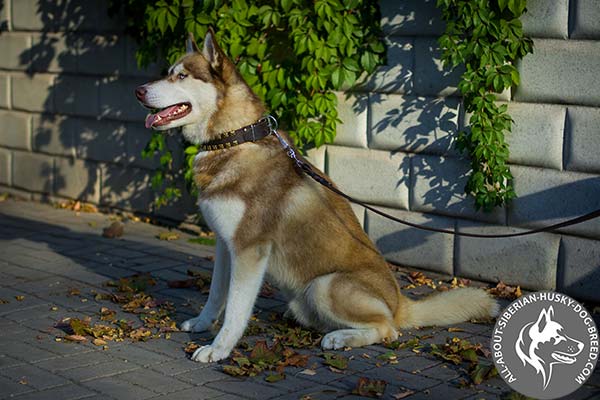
[534,307,552,333]
[202,28,222,70]
[186,33,200,54]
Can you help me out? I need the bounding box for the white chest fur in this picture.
[198,196,246,247]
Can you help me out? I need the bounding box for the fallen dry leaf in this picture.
[353,377,387,398]
[259,281,276,298]
[184,342,200,354]
[299,369,317,376]
[65,334,87,342]
[0,298,9,304]
[15,295,24,301]
[392,390,415,399]
[403,271,437,290]
[488,281,522,299]
[93,338,107,346]
[102,221,124,238]
[157,231,179,241]
[322,353,348,370]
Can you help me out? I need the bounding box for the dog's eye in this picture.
[178,73,188,80]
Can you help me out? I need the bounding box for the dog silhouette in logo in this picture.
[515,306,584,389]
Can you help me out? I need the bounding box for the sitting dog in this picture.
[135,30,498,362]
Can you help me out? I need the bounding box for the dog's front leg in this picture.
[191,244,270,363]
[181,237,230,332]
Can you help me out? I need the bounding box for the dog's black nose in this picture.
[135,86,147,101]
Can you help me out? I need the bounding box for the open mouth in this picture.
[145,102,192,129]
[552,351,577,364]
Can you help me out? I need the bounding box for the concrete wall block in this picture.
[509,165,600,239]
[11,0,47,31]
[11,151,53,192]
[325,145,410,209]
[99,77,147,122]
[514,39,600,107]
[100,164,153,211]
[0,110,31,150]
[411,154,506,224]
[350,203,365,229]
[558,235,600,302]
[565,105,600,174]
[521,0,569,39]
[54,75,99,117]
[333,92,368,148]
[53,157,100,202]
[505,102,565,170]
[413,37,463,97]
[369,93,460,156]
[53,0,125,32]
[0,186,33,200]
[31,113,74,156]
[77,34,126,75]
[0,74,9,108]
[0,0,9,31]
[0,149,11,185]
[74,118,127,163]
[358,37,413,94]
[455,220,559,290]
[0,33,31,70]
[11,74,54,113]
[380,0,444,37]
[305,145,326,172]
[366,208,454,274]
[125,123,160,169]
[124,37,163,78]
[571,0,600,39]
[30,33,77,73]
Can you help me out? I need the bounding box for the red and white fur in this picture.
[135,30,499,363]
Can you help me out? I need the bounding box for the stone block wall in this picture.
[0,0,598,301]
[0,0,194,221]
[318,0,600,302]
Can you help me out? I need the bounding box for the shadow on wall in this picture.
[12,1,195,219]
[344,0,470,262]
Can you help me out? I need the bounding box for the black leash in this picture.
[266,116,600,239]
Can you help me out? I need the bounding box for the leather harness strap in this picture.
[199,115,600,238]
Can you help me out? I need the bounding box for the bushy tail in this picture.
[396,287,499,328]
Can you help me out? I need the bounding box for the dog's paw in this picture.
[321,331,350,350]
[180,317,212,333]
[190,344,230,363]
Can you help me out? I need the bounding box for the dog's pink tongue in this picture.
[145,105,180,129]
[145,114,157,129]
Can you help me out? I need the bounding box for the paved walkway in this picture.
[0,198,598,400]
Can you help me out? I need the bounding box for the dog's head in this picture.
[135,30,244,144]
[515,306,584,388]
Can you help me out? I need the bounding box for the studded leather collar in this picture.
[199,117,273,152]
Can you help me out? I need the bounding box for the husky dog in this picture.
[516,306,584,389]
[135,30,499,362]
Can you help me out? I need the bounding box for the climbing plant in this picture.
[436,0,533,211]
[108,0,385,206]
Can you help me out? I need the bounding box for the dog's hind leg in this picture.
[191,243,271,362]
[181,237,230,332]
[299,272,399,350]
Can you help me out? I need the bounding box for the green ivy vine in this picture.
[108,0,385,206]
[436,0,533,211]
